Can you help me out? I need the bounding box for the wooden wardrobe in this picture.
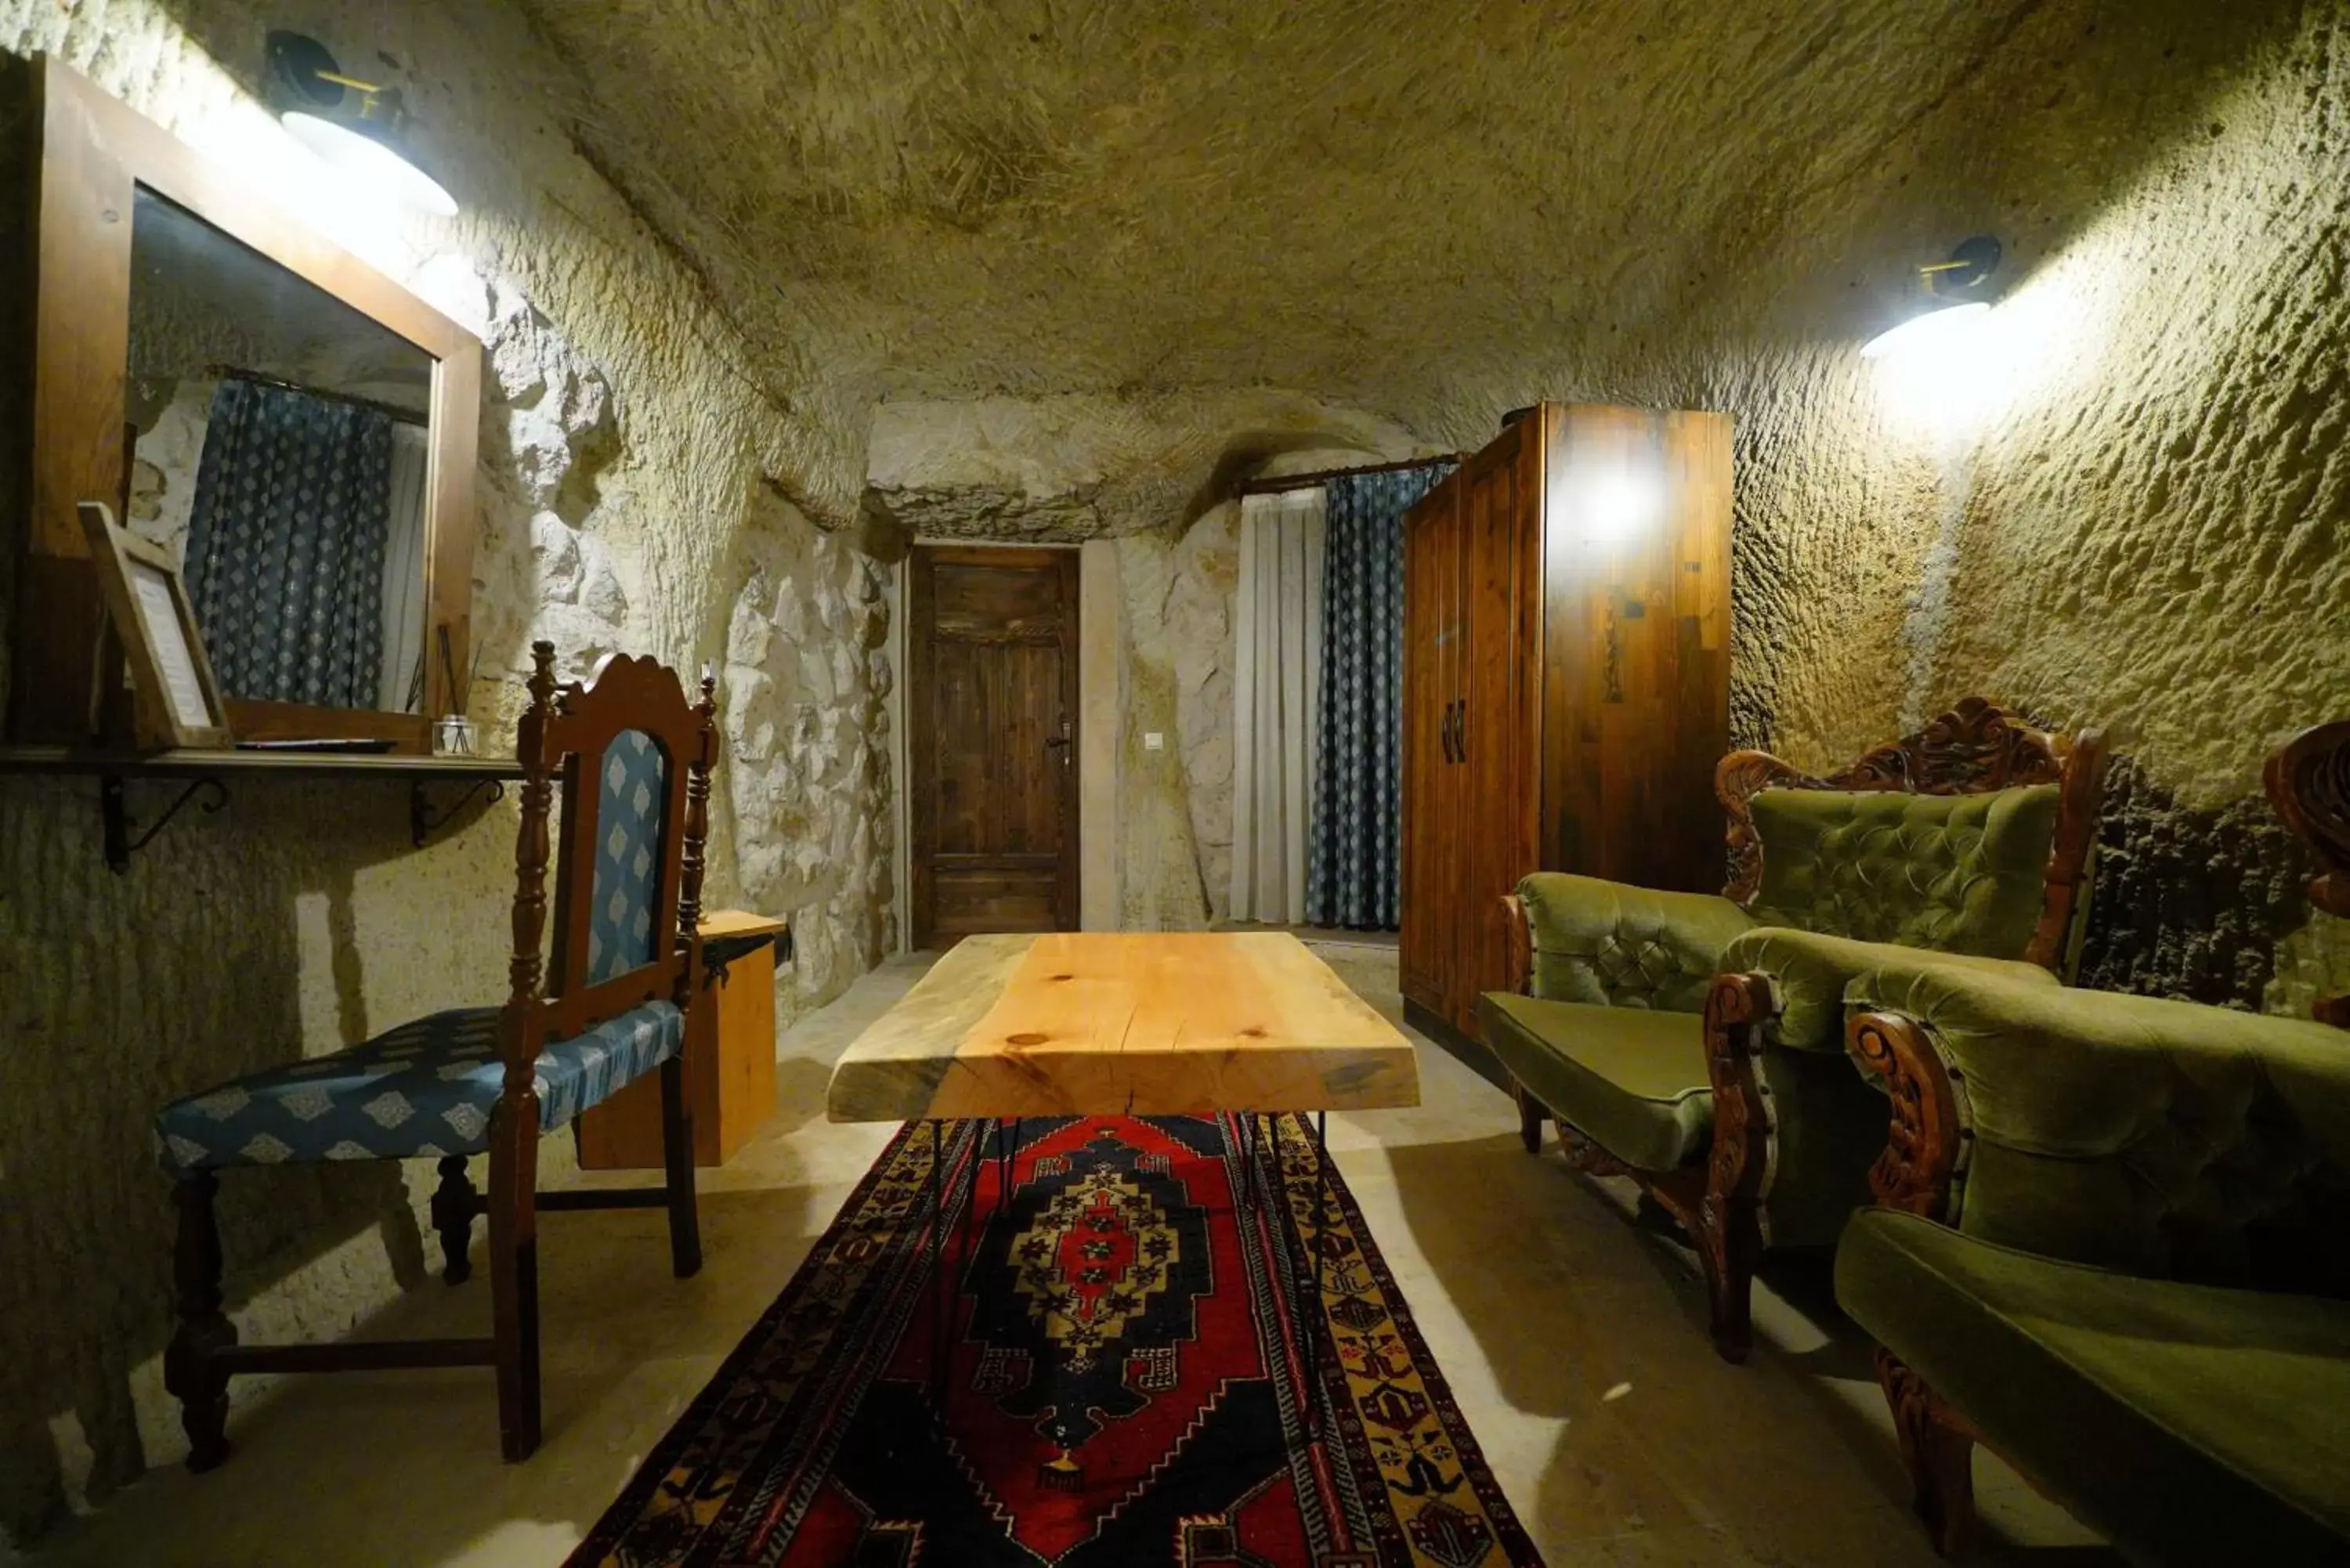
[1400,403,1733,1044]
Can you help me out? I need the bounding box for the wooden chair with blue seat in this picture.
[155,640,717,1467]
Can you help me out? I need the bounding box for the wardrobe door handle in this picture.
[1443,700,1459,764]
[1455,698,1467,762]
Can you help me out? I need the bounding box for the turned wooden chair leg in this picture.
[489,1108,543,1463]
[1876,1349,1978,1556]
[1513,1078,1547,1153]
[659,1054,703,1278]
[164,1170,237,1472]
[429,1155,483,1285]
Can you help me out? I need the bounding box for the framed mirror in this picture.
[5,53,481,753]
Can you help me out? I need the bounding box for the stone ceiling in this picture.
[513,0,2290,485]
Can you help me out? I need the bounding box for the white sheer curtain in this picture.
[377,422,431,711]
[1228,489,1326,924]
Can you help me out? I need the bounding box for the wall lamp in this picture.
[266,31,457,218]
[1860,236,2001,360]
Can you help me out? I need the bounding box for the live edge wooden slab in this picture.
[826,932,1421,1122]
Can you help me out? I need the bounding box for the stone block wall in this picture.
[0,1,893,1542]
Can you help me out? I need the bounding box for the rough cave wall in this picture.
[0,1,891,1543]
[487,0,2332,1000]
[867,396,1426,929]
[1911,8,2350,1010]
[1361,1,2345,1009]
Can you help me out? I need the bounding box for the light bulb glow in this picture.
[283,111,457,218]
[1572,465,1665,547]
[1860,300,1990,362]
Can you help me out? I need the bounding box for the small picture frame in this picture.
[78,500,233,751]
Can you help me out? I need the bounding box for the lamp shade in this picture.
[266,31,457,219]
[282,111,457,218]
[1860,299,1990,362]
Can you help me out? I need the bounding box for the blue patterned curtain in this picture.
[1306,464,1453,929]
[183,378,393,707]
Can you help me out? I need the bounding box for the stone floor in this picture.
[30,943,2113,1567]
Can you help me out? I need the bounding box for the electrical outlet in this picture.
[1143,731,1165,751]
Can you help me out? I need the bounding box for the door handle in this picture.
[1455,698,1466,761]
[1441,700,1459,764]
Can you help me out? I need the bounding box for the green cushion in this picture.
[1837,1209,2350,1566]
[1843,959,2350,1284]
[1478,992,1711,1171]
[1517,873,1755,1012]
[1748,783,2060,960]
[1717,927,2061,1052]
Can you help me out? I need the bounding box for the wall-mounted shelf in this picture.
[0,746,528,871]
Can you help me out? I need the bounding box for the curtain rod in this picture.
[205,366,429,428]
[1234,453,1464,498]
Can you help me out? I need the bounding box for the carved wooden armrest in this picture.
[1501,893,1531,995]
[1847,1009,1969,1222]
[2266,717,2350,1026]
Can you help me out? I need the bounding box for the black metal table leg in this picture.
[929,1119,947,1411]
[1315,1111,1330,1311]
[1000,1117,1019,1221]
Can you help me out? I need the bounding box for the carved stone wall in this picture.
[0,1,895,1543]
[1911,9,2350,1013]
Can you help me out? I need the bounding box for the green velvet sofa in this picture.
[1834,716,2350,1563]
[1480,699,2107,1358]
[1838,962,2350,1563]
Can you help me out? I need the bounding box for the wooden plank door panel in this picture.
[909,547,1080,948]
[1401,475,1466,1021]
[1455,424,1536,1032]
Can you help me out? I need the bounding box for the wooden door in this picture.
[908,547,1081,948]
[1398,475,1465,1022]
[1453,423,1542,1031]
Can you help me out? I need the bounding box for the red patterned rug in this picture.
[569,1115,1542,1567]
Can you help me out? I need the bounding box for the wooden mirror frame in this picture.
[2,53,481,752]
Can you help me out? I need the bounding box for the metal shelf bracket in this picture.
[102,773,228,874]
[409,777,505,847]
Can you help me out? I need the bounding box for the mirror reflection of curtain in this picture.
[1228,489,1325,925]
[183,378,392,708]
[377,423,429,711]
[1306,464,1450,930]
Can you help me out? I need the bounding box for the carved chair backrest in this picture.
[505,642,715,1066]
[1716,698,2108,973]
[2265,717,2350,1026]
[1856,717,2350,1266]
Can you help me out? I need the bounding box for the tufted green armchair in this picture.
[1838,958,2350,1559]
[1480,698,2107,1359]
[1834,715,2350,1562]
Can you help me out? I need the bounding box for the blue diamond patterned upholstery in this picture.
[154,1002,684,1174]
[588,728,669,984]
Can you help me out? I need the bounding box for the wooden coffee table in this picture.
[827,931,1417,1407]
[826,931,1419,1124]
